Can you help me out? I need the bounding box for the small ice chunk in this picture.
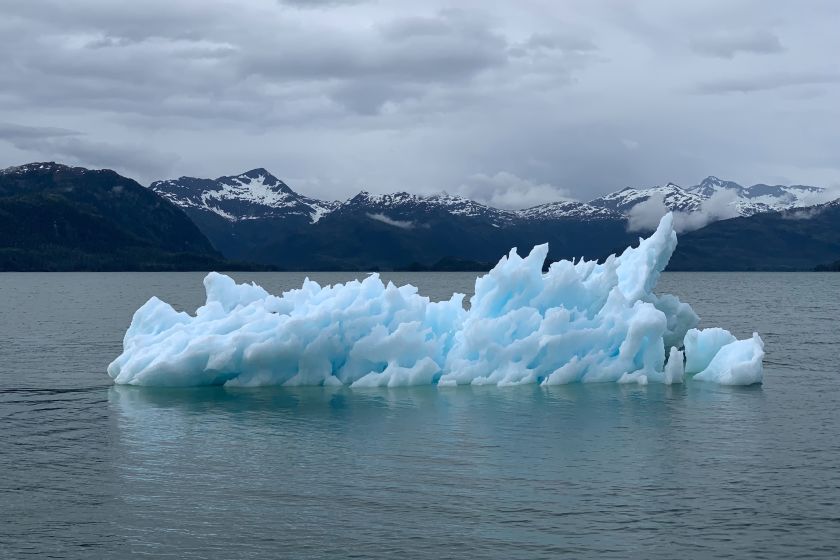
[663,347,685,385]
[693,333,764,385]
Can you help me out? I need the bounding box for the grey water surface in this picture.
[1,272,839,559]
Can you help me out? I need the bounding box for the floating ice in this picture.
[684,328,737,375]
[108,214,764,387]
[688,331,765,386]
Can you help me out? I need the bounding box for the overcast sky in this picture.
[1,0,838,205]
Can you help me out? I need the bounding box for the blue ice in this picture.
[107,214,764,387]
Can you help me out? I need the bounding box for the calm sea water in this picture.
[1,272,839,559]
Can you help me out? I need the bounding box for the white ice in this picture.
[107,214,764,387]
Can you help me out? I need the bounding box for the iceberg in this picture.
[107,214,764,387]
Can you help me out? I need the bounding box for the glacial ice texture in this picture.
[108,214,764,387]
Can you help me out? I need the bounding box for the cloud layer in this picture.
[627,191,740,233]
[1,0,839,201]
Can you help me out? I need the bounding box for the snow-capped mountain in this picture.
[587,176,828,218]
[516,200,623,220]
[144,168,640,268]
[150,168,337,223]
[685,176,826,216]
[338,191,517,227]
[686,175,745,198]
[589,183,705,214]
[149,167,833,238]
[151,170,527,227]
[149,168,628,225]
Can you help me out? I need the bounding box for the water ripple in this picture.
[1,272,839,558]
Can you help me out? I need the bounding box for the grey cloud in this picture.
[690,29,784,59]
[330,81,413,115]
[279,0,369,7]
[367,213,415,229]
[246,10,509,84]
[1,0,839,196]
[0,122,178,179]
[0,6,521,123]
[378,14,457,40]
[626,195,669,232]
[627,191,740,233]
[0,123,79,141]
[2,0,228,42]
[455,172,572,210]
[693,71,840,94]
[522,32,598,53]
[244,29,506,83]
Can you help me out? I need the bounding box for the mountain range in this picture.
[149,168,835,270]
[152,170,827,225]
[150,169,639,269]
[2,161,838,271]
[589,176,825,216]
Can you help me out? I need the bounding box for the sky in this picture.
[1,0,839,206]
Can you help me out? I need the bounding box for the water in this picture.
[1,272,839,559]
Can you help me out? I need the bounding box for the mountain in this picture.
[4,161,834,271]
[0,162,256,271]
[150,169,340,260]
[516,200,623,221]
[669,200,840,271]
[686,175,826,216]
[151,169,637,269]
[151,168,337,223]
[589,182,705,214]
[330,190,518,227]
[588,175,827,219]
[150,168,838,270]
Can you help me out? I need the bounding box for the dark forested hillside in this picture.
[0,163,250,271]
[670,202,840,271]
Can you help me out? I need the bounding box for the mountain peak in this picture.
[689,176,745,198]
[150,169,331,223]
[350,190,373,202]
[215,167,294,194]
[238,167,272,179]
